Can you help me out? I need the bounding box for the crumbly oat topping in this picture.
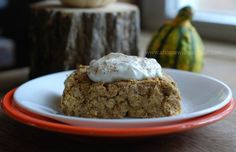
[61,66,181,118]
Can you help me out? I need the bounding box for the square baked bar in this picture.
[61,66,181,118]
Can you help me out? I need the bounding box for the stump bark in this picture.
[29,0,140,78]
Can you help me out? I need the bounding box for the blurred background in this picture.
[0,0,236,70]
[0,0,236,96]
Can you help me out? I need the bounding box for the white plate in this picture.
[13,69,232,128]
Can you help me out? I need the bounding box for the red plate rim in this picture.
[1,89,235,137]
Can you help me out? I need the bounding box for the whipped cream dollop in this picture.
[87,53,163,83]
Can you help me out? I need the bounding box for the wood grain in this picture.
[0,107,235,152]
[29,1,140,78]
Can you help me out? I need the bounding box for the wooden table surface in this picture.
[0,102,235,152]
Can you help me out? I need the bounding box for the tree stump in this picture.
[29,0,140,78]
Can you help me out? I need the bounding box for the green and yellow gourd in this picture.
[146,6,204,72]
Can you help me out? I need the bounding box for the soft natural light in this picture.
[166,0,236,25]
